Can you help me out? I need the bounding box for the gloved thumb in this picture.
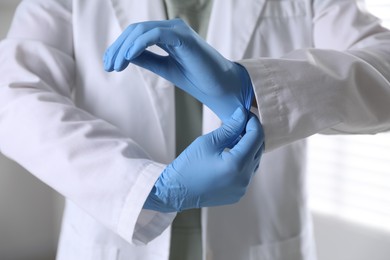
[208,107,247,150]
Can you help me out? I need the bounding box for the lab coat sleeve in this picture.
[0,0,175,245]
[240,0,390,151]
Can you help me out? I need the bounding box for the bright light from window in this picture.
[307,134,390,231]
[365,0,390,28]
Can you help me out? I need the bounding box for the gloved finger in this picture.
[253,142,265,172]
[104,29,133,72]
[254,141,264,160]
[254,162,260,172]
[229,113,264,160]
[226,135,242,149]
[205,107,247,152]
[131,50,170,75]
[104,20,175,71]
[114,25,177,71]
[104,23,143,72]
[124,27,181,61]
[111,59,131,73]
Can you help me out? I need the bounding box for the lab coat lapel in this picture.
[110,0,167,29]
[206,0,266,60]
[203,0,266,134]
[110,0,175,161]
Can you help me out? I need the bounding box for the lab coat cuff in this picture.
[117,162,176,245]
[239,59,299,152]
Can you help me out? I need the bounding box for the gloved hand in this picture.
[143,107,264,212]
[104,19,254,122]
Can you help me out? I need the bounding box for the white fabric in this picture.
[0,1,389,260]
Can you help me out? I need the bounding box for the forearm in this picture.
[240,1,390,151]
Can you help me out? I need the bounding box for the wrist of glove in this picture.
[234,62,255,111]
[143,107,264,212]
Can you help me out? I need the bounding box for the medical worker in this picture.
[1,0,390,260]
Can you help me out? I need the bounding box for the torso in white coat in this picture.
[3,0,390,260]
[59,1,314,259]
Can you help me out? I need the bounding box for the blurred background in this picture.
[1,1,390,260]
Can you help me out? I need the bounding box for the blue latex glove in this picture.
[104,19,254,122]
[143,107,264,212]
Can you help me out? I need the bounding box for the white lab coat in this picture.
[0,0,390,260]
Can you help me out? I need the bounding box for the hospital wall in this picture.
[1,1,390,260]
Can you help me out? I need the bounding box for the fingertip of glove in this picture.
[231,106,246,122]
[103,56,114,72]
